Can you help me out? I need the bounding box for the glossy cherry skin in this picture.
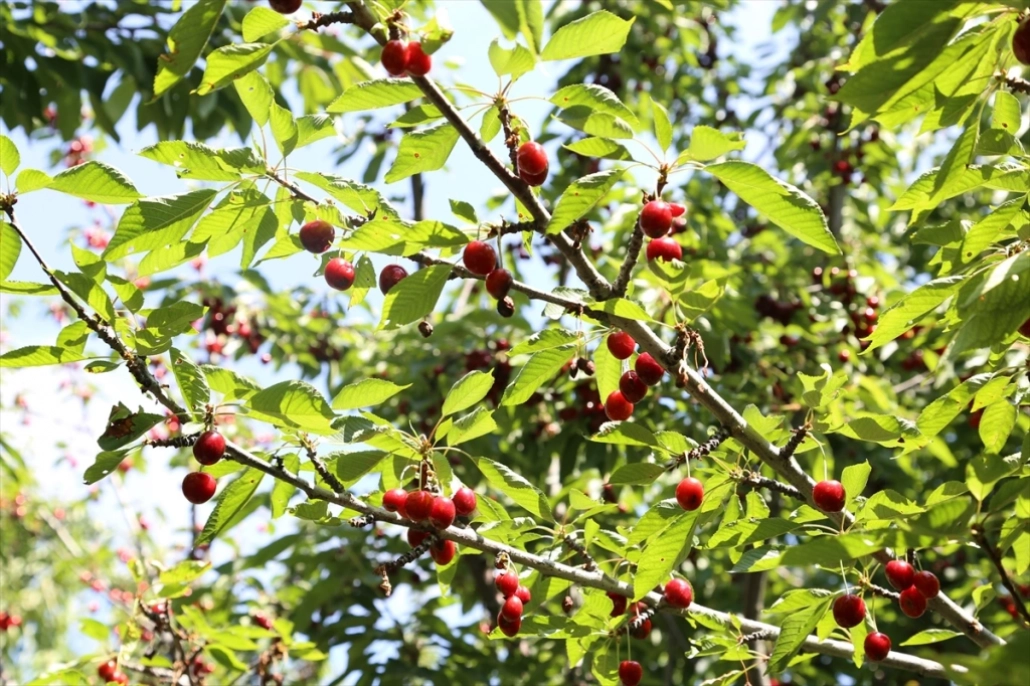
[608,592,628,617]
[619,660,643,686]
[832,593,866,628]
[98,660,118,682]
[192,430,225,466]
[325,258,356,290]
[913,570,940,599]
[1014,18,1030,65]
[646,236,683,262]
[407,529,430,547]
[463,240,497,276]
[640,200,673,238]
[500,595,524,621]
[605,390,634,421]
[485,269,513,299]
[619,370,648,403]
[382,488,409,517]
[813,479,846,512]
[607,331,636,359]
[405,41,432,77]
[405,490,434,522]
[899,586,927,618]
[676,477,704,511]
[495,572,519,598]
[497,612,521,637]
[515,585,531,604]
[381,39,409,76]
[664,578,693,608]
[378,264,408,294]
[635,352,665,386]
[299,220,335,254]
[430,539,456,565]
[520,167,548,186]
[269,0,302,14]
[864,632,891,662]
[517,141,548,176]
[669,202,686,217]
[182,472,217,504]
[428,496,456,529]
[885,560,915,591]
[452,487,477,516]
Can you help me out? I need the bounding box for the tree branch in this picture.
[611,221,644,297]
[973,525,1030,628]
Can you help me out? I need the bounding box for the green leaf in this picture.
[79,617,111,642]
[48,161,141,205]
[545,169,625,235]
[295,114,336,150]
[633,510,698,600]
[651,99,672,152]
[608,463,665,486]
[840,461,871,507]
[508,329,579,356]
[781,533,883,568]
[540,11,635,61]
[153,0,228,97]
[555,108,634,139]
[563,138,631,161]
[348,254,376,308]
[202,366,261,401]
[83,450,129,484]
[501,344,577,406]
[979,402,1016,455]
[170,348,210,420]
[683,125,746,162]
[0,134,19,176]
[443,370,495,417]
[549,84,639,129]
[474,457,553,521]
[292,172,403,220]
[269,103,299,157]
[679,279,726,322]
[0,281,58,295]
[590,297,654,323]
[449,199,478,224]
[594,335,620,401]
[488,39,536,80]
[338,218,466,257]
[0,345,88,368]
[158,560,210,586]
[331,378,410,412]
[196,468,265,545]
[234,71,274,127]
[590,422,660,448]
[271,454,300,518]
[865,276,963,352]
[104,189,217,260]
[15,168,52,193]
[900,629,962,647]
[706,161,838,255]
[767,595,833,673]
[327,79,424,114]
[384,123,460,184]
[331,450,385,484]
[0,221,20,281]
[241,5,290,41]
[97,404,165,451]
[139,142,264,181]
[992,91,1022,132]
[446,407,497,445]
[378,264,451,330]
[197,42,277,96]
[928,120,980,206]
[245,381,336,435]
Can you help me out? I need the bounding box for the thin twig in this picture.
[612,220,644,297]
[973,525,1030,628]
[663,427,731,471]
[733,470,803,500]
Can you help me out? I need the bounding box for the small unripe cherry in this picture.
[608,592,628,617]
[299,220,335,254]
[832,593,866,628]
[268,0,302,14]
[407,528,430,547]
[885,560,915,591]
[429,496,456,529]
[378,264,408,294]
[382,488,409,517]
[607,331,636,359]
[325,258,356,291]
[405,490,434,522]
[864,631,891,662]
[640,200,673,238]
[515,586,532,604]
[500,595,524,621]
[635,352,665,386]
[604,390,634,421]
[663,578,693,608]
[430,538,456,565]
[381,39,409,76]
[485,269,513,299]
[517,141,548,176]
[646,236,683,262]
[463,240,497,275]
[618,660,643,686]
[913,570,940,599]
[619,370,648,403]
[182,472,217,504]
[675,477,704,511]
[497,611,521,637]
[192,430,225,466]
[812,479,846,512]
[405,41,432,77]
[899,586,927,618]
[495,572,519,598]
[453,487,477,516]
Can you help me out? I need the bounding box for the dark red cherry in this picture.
[192,430,225,466]
[379,264,408,294]
[635,353,665,386]
[299,220,335,254]
[325,257,356,290]
[607,331,636,359]
[381,40,409,76]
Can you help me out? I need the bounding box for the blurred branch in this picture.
[973,525,1030,628]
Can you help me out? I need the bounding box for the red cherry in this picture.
[635,353,665,386]
[885,560,915,591]
[429,496,456,529]
[838,349,851,363]
[913,570,940,599]
[268,0,302,14]
[430,539,456,565]
[497,611,521,637]
[515,586,532,604]
[864,631,891,662]
[299,220,335,254]
[619,370,648,403]
[675,477,704,511]
[605,390,634,421]
[98,660,118,682]
[325,258,356,291]
[640,200,673,238]
[378,264,408,294]
[866,295,880,309]
[405,491,434,522]
[381,39,409,76]
[405,41,432,77]
[607,331,636,359]
[629,616,652,639]
[1019,318,1030,338]
[485,269,513,299]
[407,528,430,547]
[832,593,866,628]
[812,479,846,512]
[382,488,409,517]
[899,586,927,618]
[500,595,524,621]
[607,592,627,617]
[619,660,643,686]
[192,430,225,466]
[517,141,548,176]
[453,487,477,516]
[1014,17,1030,66]
[646,236,683,262]
[111,672,129,685]
[182,472,217,504]
[496,572,519,598]
[253,613,274,630]
[669,202,686,218]
[520,167,548,186]
[463,240,497,276]
[663,578,693,608]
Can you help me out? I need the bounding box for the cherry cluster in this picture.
[180,430,225,505]
[614,579,693,684]
[97,659,129,685]
[382,487,477,566]
[639,199,686,263]
[494,571,532,637]
[463,240,516,317]
[381,39,432,78]
[0,610,22,632]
